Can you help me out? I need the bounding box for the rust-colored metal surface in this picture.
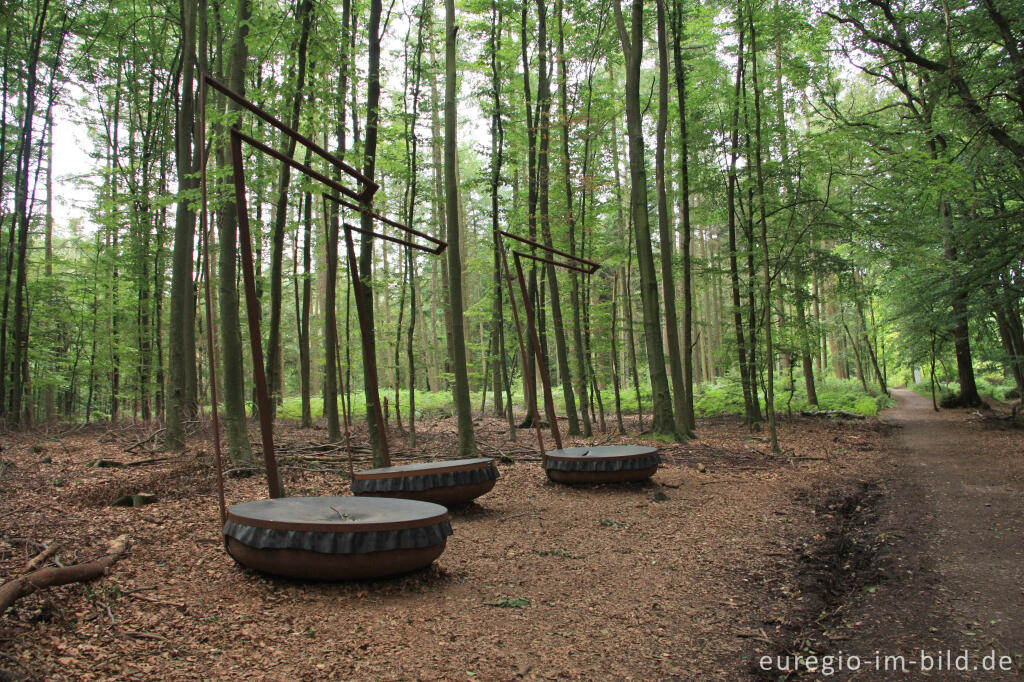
[201,71,443,497]
[226,496,449,532]
[204,74,377,201]
[351,459,499,506]
[225,538,447,581]
[546,466,659,484]
[224,497,451,580]
[543,445,660,484]
[355,480,498,507]
[353,458,496,479]
[496,231,599,460]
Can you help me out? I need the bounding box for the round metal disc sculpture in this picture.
[224,497,452,580]
[497,231,661,484]
[352,458,499,506]
[543,446,660,484]
[198,73,456,581]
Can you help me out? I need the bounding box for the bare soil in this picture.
[758,389,1024,681]
[0,394,1019,680]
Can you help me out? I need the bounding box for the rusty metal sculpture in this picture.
[199,73,452,580]
[497,232,661,484]
[496,230,598,459]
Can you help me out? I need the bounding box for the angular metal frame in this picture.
[496,230,599,460]
[201,73,445,499]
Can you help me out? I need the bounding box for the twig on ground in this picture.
[0,535,131,613]
[122,592,185,610]
[22,543,60,573]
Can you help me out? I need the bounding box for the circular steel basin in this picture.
[224,496,451,580]
[544,445,660,484]
[351,458,499,506]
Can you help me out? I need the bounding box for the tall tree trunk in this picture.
[518,5,540,428]
[214,0,253,461]
[613,0,675,436]
[444,0,476,456]
[489,0,508,422]
[7,0,55,426]
[535,0,580,438]
[360,0,388,464]
[555,0,591,438]
[610,271,626,434]
[661,0,693,437]
[265,0,314,419]
[323,0,352,443]
[166,0,199,449]
[299,155,313,427]
[747,1,779,452]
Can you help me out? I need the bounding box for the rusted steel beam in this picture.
[513,252,563,451]
[497,229,599,274]
[324,194,445,253]
[234,130,364,202]
[229,129,282,499]
[496,233,548,459]
[202,72,377,200]
[342,223,391,465]
[340,220,444,255]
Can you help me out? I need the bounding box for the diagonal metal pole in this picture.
[513,252,563,451]
[342,222,390,466]
[229,129,282,498]
[497,233,547,460]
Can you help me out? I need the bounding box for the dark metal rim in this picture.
[353,460,498,480]
[225,509,451,533]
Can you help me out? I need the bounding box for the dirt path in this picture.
[809,389,1024,679]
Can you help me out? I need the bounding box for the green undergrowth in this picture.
[267,373,890,423]
[910,375,1017,403]
[694,375,892,418]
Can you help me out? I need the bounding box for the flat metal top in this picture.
[353,457,495,478]
[226,496,449,532]
[544,445,658,460]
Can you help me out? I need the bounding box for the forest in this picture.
[0,0,1019,450]
[1,0,1023,678]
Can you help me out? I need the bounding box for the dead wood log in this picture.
[799,409,866,420]
[22,543,60,573]
[0,535,130,614]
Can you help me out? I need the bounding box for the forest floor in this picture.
[0,393,1021,680]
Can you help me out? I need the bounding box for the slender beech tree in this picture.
[166,0,199,449]
[669,0,696,434]
[445,0,476,456]
[613,0,676,436]
[747,1,780,452]
[360,0,387,464]
[265,0,314,418]
[654,0,688,439]
[557,0,592,437]
[214,0,253,461]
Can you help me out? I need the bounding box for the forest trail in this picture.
[833,389,1024,678]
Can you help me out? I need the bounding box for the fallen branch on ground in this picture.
[22,543,60,573]
[799,410,865,420]
[0,535,130,614]
[89,456,171,468]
